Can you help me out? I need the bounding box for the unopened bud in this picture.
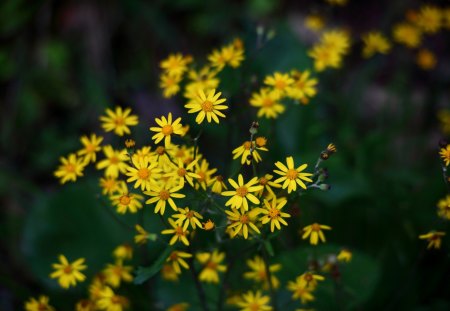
[319,184,331,191]
[125,139,136,149]
[147,234,157,241]
[249,121,259,135]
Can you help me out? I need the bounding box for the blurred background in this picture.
[1,0,450,310]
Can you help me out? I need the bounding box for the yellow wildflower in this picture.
[134,224,151,245]
[166,251,192,274]
[337,249,352,262]
[255,174,281,198]
[194,159,217,190]
[145,184,185,215]
[208,175,228,194]
[196,250,226,283]
[76,299,96,311]
[392,23,422,48]
[185,89,228,124]
[244,256,281,289]
[96,146,129,178]
[203,219,215,231]
[126,155,161,191]
[150,113,184,147]
[308,44,341,72]
[222,174,263,211]
[273,156,313,193]
[164,158,200,188]
[208,40,244,70]
[25,296,55,311]
[302,223,332,245]
[419,231,446,249]
[415,5,442,33]
[264,72,294,97]
[50,255,87,289]
[113,244,133,261]
[297,272,325,289]
[54,153,86,184]
[160,73,182,98]
[77,133,103,163]
[160,53,192,76]
[286,70,318,103]
[225,208,261,239]
[99,177,124,195]
[287,278,315,304]
[100,106,138,137]
[232,139,268,165]
[110,186,143,214]
[96,286,129,311]
[304,14,325,32]
[249,88,285,119]
[184,66,220,99]
[321,30,351,55]
[259,197,290,232]
[236,291,272,311]
[103,260,133,287]
[361,32,391,58]
[161,218,190,246]
[173,207,203,230]
[161,264,179,281]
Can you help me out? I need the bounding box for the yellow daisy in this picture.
[166,251,192,274]
[196,250,226,283]
[110,184,143,214]
[419,231,446,249]
[225,208,261,239]
[264,72,294,97]
[54,153,86,184]
[103,260,133,287]
[161,218,190,246]
[149,112,184,147]
[184,89,228,124]
[160,73,182,98]
[249,88,284,119]
[96,146,129,178]
[286,70,318,102]
[302,223,332,245]
[259,197,290,232]
[392,23,422,48]
[160,53,192,76]
[25,296,55,311]
[173,207,203,230]
[50,255,87,289]
[126,155,161,191]
[100,106,138,137]
[236,291,272,311]
[145,184,185,215]
[273,156,313,193]
[244,256,281,289]
[96,286,129,311]
[77,133,103,163]
[164,158,200,188]
[361,32,391,58]
[222,174,263,211]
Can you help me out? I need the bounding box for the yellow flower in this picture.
[249,88,285,119]
[194,159,217,190]
[185,89,228,124]
[184,66,220,99]
[361,32,391,58]
[25,296,55,311]
[208,175,228,194]
[160,53,192,76]
[244,256,281,289]
[264,72,294,97]
[286,70,318,103]
[226,208,261,239]
[173,207,203,230]
[392,23,422,48]
[54,153,86,184]
[321,30,351,55]
[50,255,87,289]
[145,184,185,215]
[273,156,313,193]
[260,197,290,232]
[255,174,281,198]
[208,40,245,70]
[236,291,272,311]
[161,264,179,281]
[304,14,325,32]
[160,73,182,98]
[76,299,96,311]
[419,231,446,249]
[150,113,184,147]
[100,106,138,137]
[126,155,161,191]
[308,44,342,72]
[440,145,450,166]
[297,272,325,289]
[287,277,315,304]
[166,251,192,274]
[222,174,264,211]
[96,286,129,311]
[196,250,226,283]
[167,303,189,311]
[337,249,352,262]
[232,139,268,165]
[203,219,215,230]
[302,223,332,245]
[164,158,200,188]
[113,244,133,260]
[134,224,151,245]
[103,260,133,287]
[416,49,437,70]
[100,177,124,195]
[437,195,450,220]
[110,184,143,214]
[96,146,129,178]
[415,5,442,33]
[78,133,103,163]
[161,218,190,246]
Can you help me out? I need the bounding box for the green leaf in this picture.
[263,240,274,256]
[134,246,173,284]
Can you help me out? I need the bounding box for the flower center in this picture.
[65,164,75,173]
[110,156,119,164]
[262,98,274,107]
[311,223,321,231]
[138,168,149,179]
[243,141,252,150]
[275,80,286,89]
[197,172,206,182]
[186,211,194,218]
[162,124,173,136]
[206,261,217,270]
[216,175,223,182]
[268,208,280,219]
[286,169,298,180]
[175,226,184,236]
[156,146,165,155]
[177,168,187,177]
[169,252,179,260]
[304,273,313,282]
[159,190,170,200]
[63,265,72,274]
[115,117,125,126]
[86,144,96,152]
[201,100,214,112]
[120,195,131,205]
[110,296,122,304]
[240,214,250,224]
[236,186,248,197]
[249,303,261,311]
[259,177,268,185]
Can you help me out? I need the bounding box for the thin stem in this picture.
[97,196,134,232]
[193,129,203,161]
[188,247,209,311]
[261,247,278,311]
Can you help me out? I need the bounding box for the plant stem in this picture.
[261,247,278,311]
[188,247,209,311]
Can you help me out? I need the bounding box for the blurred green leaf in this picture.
[134,246,173,284]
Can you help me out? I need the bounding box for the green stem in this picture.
[261,247,278,311]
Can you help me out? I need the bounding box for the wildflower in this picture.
[244,256,281,289]
[437,195,450,220]
[150,113,184,147]
[194,159,217,190]
[134,224,154,245]
[78,133,103,163]
[232,139,268,165]
[236,291,272,311]
[259,197,291,232]
[337,249,352,262]
[222,174,263,211]
[184,66,220,99]
[264,72,294,97]
[126,156,161,191]
[302,223,332,245]
[25,296,55,311]
[287,278,315,304]
[320,143,337,160]
[161,218,190,246]
[96,286,129,311]
[103,260,133,287]
[392,23,422,48]
[196,250,226,283]
[113,244,133,261]
[50,255,87,289]
[273,156,313,193]
[308,44,341,72]
[226,208,261,239]
[419,231,446,249]
[286,70,318,103]
[208,175,228,194]
[160,53,192,76]
[361,32,391,58]
[173,207,203,230]
[166,251,192,274]
[167,303,189,311]
[203,219,215,230]
[164,158,200,188]
[100,177,124,195]
[256,174,281,198]
[249,88,285,119]
[297,272,325,289]
[124,139,135,149]
[76,299,96,311]
[54,153,86,184]
[208,41,245,70]
[96,146,129,178]
[145,184,185,215]
[185,89,228,124]
[110,184,143,214]
[161,264,179,281]
[100,106,138,137]
[133,146,152,161]
[415,5,442,33]
[160,73,182,98]
[416,49,437,70]
[321,30,351,55]
[304,14,325,32]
